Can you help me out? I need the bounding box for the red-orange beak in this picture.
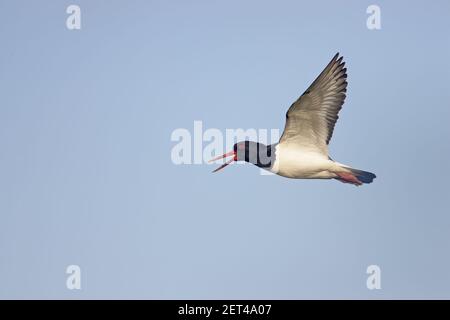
[209,150,236,173]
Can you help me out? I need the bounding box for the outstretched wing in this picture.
[279,53,348,155]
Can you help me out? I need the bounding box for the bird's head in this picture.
[209,141,272,172]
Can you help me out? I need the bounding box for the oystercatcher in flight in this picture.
[210,53,376,186]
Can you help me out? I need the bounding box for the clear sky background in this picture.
[1,0,449,299]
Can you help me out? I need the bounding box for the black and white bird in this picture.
[210,53,376,186]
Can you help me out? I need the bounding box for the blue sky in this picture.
[0,0,449,298]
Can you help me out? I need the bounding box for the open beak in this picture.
[209,150,236,173]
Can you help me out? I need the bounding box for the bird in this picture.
[210,53,376,186]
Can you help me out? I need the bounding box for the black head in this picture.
[210,141,275,172]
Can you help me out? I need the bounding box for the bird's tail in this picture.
[333,165,376,186]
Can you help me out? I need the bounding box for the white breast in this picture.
[270,143,335,179]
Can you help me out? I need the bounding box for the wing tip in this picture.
[333,52,343,59]
[331,53,345,70]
